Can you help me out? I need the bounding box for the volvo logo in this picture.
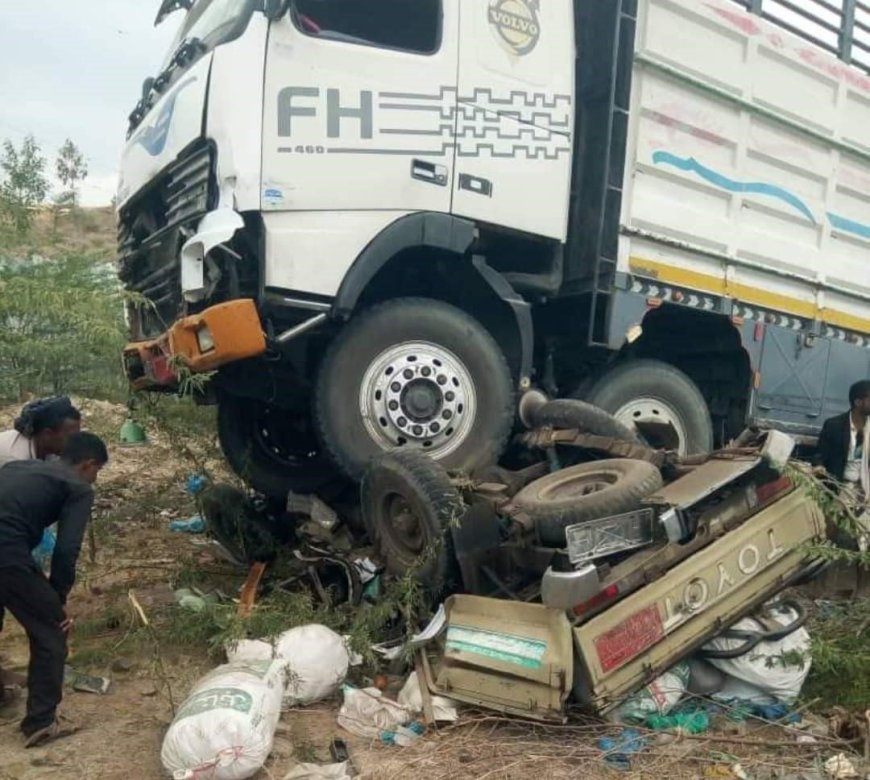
[488,0,541,57]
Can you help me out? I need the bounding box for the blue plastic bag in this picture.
[33,527,56,570]
[598,728,647,770]
[169,516,206,533]
[185,474,208,496]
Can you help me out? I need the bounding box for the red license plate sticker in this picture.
[593,604,664,673]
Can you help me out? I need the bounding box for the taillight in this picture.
[755,476,792,505]
[573,583,620,616]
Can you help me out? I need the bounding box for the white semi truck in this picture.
[118,0,870,497]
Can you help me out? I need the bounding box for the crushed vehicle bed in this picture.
[395,432,829,721]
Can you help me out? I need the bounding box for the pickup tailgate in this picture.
[573,488,825,712]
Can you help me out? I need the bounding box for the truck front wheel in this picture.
[583,359,713,456]
[217,395,338,498]
[315,298,515,480]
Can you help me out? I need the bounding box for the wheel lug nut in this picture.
[442,410,452,420]
[421,366,431,377]
[437,375,447,386]
[391,382,401,392]
[430,422,440,433]
[397,417,407,427]
[403,369,414,379]
[388,401,399,411]
[445,391,455,402]
[412,425,423,436]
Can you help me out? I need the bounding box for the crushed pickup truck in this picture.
[357,400,828,721]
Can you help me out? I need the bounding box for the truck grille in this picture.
[118,142,216,340]
[118,142,215,260]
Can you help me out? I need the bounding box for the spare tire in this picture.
[511,459,663,547]
[361,450,465,595]
[530,398,640,444]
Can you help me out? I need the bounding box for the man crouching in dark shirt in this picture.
[0,432,108,747]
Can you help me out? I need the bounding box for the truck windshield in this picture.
[161,0,254,68]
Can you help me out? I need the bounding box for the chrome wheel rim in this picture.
[359,341,477,458]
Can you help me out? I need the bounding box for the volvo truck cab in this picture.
[119,0,870,497]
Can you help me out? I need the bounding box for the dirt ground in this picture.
[0,400,867,780]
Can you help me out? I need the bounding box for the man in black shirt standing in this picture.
[0,432,108,747]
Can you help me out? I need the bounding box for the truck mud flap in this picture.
[421,594,573,723]
[572,489,825,713]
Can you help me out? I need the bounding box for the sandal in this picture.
[24,717,79,748]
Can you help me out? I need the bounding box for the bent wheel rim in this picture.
[612,397,688,455]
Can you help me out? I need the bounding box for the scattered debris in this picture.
[161,660,284,780]
[238,561,267,617]
[186,474,209,496]
[597,727,646,770]
[616,663,689,722]
[174,587,225,613]
[337,685,422,746]
[646,708,710,734]
[731,763,750,780]
[704,602,812,706]
[32,526,56,569]
[823,753,859,779]
[63,666,110,695]
[227,624,350,709]
[397,671,458,723]
[283,763,352,780]
[169,515,206,533]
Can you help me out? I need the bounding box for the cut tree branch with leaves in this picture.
[786,461,870,569]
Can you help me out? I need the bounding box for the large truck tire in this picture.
[583,359,713,455]
[512,459,663,547]
[530,398,640,444]
[217,395,337,499]
[361,450,464,594]
[315,297,515,480]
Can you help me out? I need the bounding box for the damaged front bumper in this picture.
[123,298,267,391]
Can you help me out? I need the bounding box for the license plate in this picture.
[565,508,655,565]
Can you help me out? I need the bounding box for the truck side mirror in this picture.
[263,0,289,21]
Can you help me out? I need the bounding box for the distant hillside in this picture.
[1,206,116,260]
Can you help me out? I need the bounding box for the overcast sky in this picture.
[0,1,177,206]
[0,1,862,208]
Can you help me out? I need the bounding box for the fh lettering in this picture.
[277,87,373,138]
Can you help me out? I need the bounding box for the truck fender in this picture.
[331,212,476,317]
[331,211,533,385]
